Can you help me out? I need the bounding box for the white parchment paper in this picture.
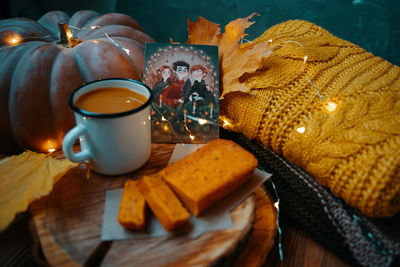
[101,144,271,241]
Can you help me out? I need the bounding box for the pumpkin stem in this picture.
[57,22,80,47]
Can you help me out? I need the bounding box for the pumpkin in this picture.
[0,10,154,154]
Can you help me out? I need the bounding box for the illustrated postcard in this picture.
[143,43,219,143]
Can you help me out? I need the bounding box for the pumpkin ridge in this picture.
[69,10,100,29]
[0,24,52,45]
[0,42,44,153]
[100,36,145,77]
[86,13,145,33]
[37,11,71,36]
[50,48,82,145]
[69,14,101,39]
[0,18,49,35]
[78,25,155,44]
[70,43,94,83]
[72,39,141,82]
[10,43,62,151]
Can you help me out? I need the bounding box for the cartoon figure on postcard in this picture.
[143,44,219,143]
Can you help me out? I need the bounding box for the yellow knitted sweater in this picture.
[220,20,400,218]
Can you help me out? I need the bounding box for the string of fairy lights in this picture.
[270,178,283,261]
[2,23,341,262]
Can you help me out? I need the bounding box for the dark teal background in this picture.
[2,0,399,66]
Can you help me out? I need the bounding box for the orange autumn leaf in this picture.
[187,13,274,98]
[218,13,258,58]
[187,16,221,45]
[0,151,77,230]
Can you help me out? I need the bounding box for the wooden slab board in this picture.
[101,195,255,267]
[29,143,277,266]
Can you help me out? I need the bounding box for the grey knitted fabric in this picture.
[221,128,400,267]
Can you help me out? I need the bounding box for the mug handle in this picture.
[63,124,92,162]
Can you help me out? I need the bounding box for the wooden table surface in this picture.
[2,143,350,266]
[28,143,278,267]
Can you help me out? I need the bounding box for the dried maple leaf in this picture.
[0,151,77,230]
[187,16,221,45]
[187,13,274,98]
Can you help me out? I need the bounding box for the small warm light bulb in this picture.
[296,127,305,133]
[274,201,280,209]
[5,33,22,46]
[190,134,195,140]
[198,118,207,125]
[221,118,232,128]
[10,37,19,45]
[123,48,130,55]
[66,31,73,40]
[161,116,167,121]
[324,101,337,113]
[163,125,169,131]
[44,139,57,153]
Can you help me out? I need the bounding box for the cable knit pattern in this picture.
[220,20,400,217]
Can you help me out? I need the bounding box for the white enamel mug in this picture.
[63,78,153,175]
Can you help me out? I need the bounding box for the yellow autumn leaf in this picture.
[187,13,274,98]
[0,151,77,230]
